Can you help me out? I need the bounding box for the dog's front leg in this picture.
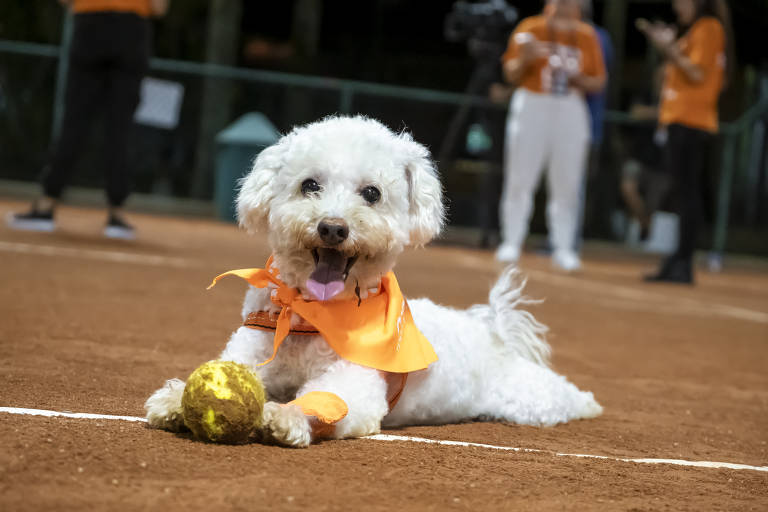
[144,377,187,432]
[258,401,313,448]
[261,359,389,447]
[310,361,389,440]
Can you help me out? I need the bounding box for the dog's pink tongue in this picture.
[307,248,347,301]
[306,279,345,301]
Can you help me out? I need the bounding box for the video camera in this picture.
[444,0,518,60]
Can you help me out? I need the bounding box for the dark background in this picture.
[0,0,766,253]
[2,1,766,109]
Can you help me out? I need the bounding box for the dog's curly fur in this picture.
[145,115,602,447]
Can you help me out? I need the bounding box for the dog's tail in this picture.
[468,266,550,366]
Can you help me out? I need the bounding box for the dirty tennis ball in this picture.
[181,360,266,444]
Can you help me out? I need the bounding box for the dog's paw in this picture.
[144,378,187,432]
[259,401,312,448]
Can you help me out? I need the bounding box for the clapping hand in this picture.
[636,18,677,54]
[515,33,552,66]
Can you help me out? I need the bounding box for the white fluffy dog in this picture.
[145,115,601,447]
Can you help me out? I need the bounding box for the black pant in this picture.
[664,123,713,264]
[41,12,150,207]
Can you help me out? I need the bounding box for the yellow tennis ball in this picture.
[181,360,266,444]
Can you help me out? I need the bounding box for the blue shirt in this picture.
[586,25,614,144]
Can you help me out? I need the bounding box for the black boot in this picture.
[644,256,693,284]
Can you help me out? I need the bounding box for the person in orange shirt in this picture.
[638,0,732,283]
[7,0,170,240]
[496,0,605,272]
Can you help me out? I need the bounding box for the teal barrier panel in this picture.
[214,112,280,222]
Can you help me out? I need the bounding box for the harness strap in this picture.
[244,311,319,335]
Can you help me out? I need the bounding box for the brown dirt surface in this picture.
[1,199,767,511]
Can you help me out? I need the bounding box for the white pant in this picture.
[499,88,590,255]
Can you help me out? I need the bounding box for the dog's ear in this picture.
[236,140,287,233]
[403,138,445,246]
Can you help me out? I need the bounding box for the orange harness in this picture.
[244,311,319,335]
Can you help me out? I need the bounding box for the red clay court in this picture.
[1,199,767,511]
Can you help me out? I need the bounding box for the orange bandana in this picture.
[208,257,438,374]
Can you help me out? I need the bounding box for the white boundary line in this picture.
[0,241,194,268]
[3,407,767,473]
[366,435,768,473]
[1,407,148,423]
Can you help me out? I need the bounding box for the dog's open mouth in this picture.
[306,248,358,301]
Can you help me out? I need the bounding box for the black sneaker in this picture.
[6,207,55,232]
[643,257,693,284]
[104,214,135,240]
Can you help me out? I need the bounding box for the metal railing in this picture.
[713,94,768,259]
[0,39,501,113]
[0,38,765,259]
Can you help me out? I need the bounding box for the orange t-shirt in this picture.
[501,15,605,95]
[72,0,152,17]
[659,17,725,133]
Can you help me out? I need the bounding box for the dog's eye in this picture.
[301,178,321,196]
[360,185,381,204]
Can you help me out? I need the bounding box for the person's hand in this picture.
[637,17,702,82]
[568,72,605,94]
[636,18,677,55]
[504,34,551,84]
[568,73,588,90]
[516,34,550,66]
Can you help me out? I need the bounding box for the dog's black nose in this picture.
[317,218,349,245]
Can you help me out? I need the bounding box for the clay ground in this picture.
[0,198,767,511]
